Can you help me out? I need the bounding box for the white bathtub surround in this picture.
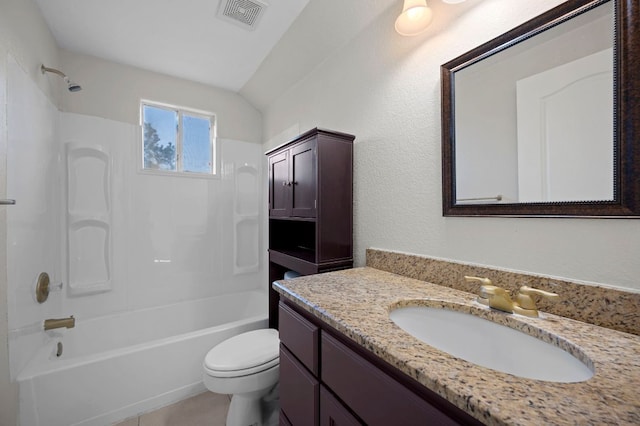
[17,290,267,426]
[6,55,62,380]
[57,113,265,317]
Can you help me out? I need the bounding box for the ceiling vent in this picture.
[217,0,268,30]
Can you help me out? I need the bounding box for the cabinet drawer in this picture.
[280,345,319,426]
[279,302,319,375]
[321,332,461,426]
[320,386,362,426]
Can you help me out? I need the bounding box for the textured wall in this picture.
[261,0,640,291]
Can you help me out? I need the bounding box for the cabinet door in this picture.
[280,345,319,426]
[290,139,317,218]
[320,386,362,426]
[269,151,290,217]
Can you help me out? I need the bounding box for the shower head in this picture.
[41,65,82,92]
[64,76,82,92]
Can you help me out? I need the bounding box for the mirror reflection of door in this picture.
[452,1,614,205]
[516,48,614,202]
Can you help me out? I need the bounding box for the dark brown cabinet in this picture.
[278,301,484,426]
[319,386,361,426]
[269,138,317,218]
[267,128,355,328]
[280,346,319,426]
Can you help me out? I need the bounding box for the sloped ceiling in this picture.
[35,0,399,110]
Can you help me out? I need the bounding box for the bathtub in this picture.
[17,290,268,426]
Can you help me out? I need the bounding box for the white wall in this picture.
[261,0,640,291]
[58,113,264,319]
[51,50,265,318]
[0,45,18,426]
[6,55,62,381]
[59,49,262,144]
[0,0,61,422]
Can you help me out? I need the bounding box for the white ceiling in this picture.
[35,0,400,109]
[35,0,310,92]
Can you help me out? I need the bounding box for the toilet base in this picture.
[228,392,261,426]
[226,384,278,426]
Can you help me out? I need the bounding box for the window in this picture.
[141,101,217,175]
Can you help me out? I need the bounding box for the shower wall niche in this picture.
[66,143,112,295]
[234,163,260,275]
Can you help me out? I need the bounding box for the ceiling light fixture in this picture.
[395,0,433,36]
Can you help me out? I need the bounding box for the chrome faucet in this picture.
[44,316,75,331]
[464,276,559,317]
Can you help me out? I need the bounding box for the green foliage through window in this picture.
[144,122,176,170]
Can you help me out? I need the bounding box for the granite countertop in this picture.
[273,267,640,426]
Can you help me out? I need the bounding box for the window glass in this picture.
[143,105,177,171]
[141,102,216,175]
[183,114,212,173]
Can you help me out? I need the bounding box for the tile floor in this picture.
[113,392,230,426]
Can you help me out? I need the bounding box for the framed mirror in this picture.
[441,0,640,217]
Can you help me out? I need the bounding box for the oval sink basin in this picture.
[389,306,593,383]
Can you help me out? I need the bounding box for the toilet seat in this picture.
[204,329,279,378]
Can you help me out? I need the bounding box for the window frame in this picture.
[139,100,219,178]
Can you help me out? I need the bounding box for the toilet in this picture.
[203,328,280,426]
[203,272,301,425]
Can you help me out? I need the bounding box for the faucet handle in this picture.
[479,285,509,296]
[465,276,493,306]
[479,285,515,313]
[517,286,559,308]
[465,277,515,312]
[464,276,492,286]
[514,286,559,316]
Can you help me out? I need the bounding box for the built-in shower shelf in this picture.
[66,144,112,296]
[67,213,110,224]
[233,161,260,275]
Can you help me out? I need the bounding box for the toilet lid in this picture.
[204,329,279,377]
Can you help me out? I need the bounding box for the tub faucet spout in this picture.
[44,316,75,331]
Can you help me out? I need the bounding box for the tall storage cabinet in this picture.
[266,128,355,328]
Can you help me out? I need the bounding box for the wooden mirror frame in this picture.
[441,0,640,217]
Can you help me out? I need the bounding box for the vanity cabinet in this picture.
[278,300,483,426]
[320,386,361,426]
[267,128,354,328]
